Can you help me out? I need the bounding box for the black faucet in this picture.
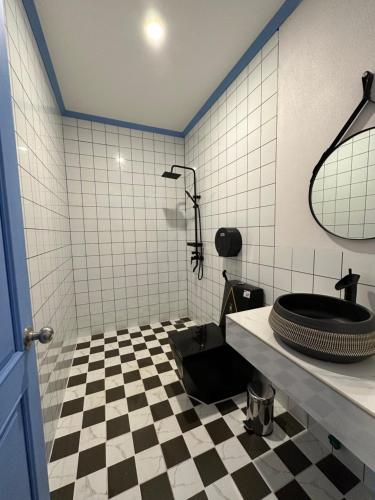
[335,269,360,303]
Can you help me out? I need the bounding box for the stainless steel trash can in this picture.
[244,381,275,436]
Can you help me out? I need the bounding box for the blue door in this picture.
[0,0,50,497]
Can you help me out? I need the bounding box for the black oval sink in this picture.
[269,293,375,363]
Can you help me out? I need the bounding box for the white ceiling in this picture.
[35,0,283,131]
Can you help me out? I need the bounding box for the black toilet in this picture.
[169,272,264,404]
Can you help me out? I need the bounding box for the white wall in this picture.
[277,0,375,252]
[4,0,77,459]
[64,118,188,335]
[185,33,279,323]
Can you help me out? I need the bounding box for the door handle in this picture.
[24,326,54,349]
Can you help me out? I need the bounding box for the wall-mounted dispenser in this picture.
[215,227,242,257]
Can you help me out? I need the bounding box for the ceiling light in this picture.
[144,13,165,47]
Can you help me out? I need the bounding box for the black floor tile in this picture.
[165,381,184,398]
[92,333,104,340]
[205,418,233,445]
[140,472,174,500]
[107,414,130,440]
[130,331,142,338]
[156,361,172,373]
[161,321,172,326]
[127,392,148,412]
[61,397,84,417]
[274,441,311,475]
[275,480,311,499]
[216,399,238,415]
[152,327,165,334]
[194,448,227,487]
[105,364,122,377]
[166,351,174,360]
[140,325,151,331]
[159,337,170,345]
[76,341,90,350]
[88,360,104,371]
[138,356,153,368]
[150,346,163,356]
[118,339,131,348]
[90,345,104,354]
[117,328,129,336]
[104,336,117,344]
[238,431,270,459]
[143,375,162,391]
[50,431,80,462]
[176,408,201,433]
[161,435,190,468]
[189,492,208,500]
[175,324,186,330]
[150,400,173,421]
[82,405,106,428]
[105,348,119,359]
[77,443,106,479]
[108,456,137,498]
[123,369,141,384]
[121,352,135,363]
[134,343,147,352]
[50,483,75,500]
[132,424,158,453]
[86,379,104,395]
[316,454,360,494]
[67,374,87,387]
[106,386,125,403]
[72,355,89,366]
[232,463,271,500]
[144,334,157,342]
[274,412,304,437]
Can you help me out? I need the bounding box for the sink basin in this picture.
[269,293,375,363]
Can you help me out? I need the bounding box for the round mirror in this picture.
[310,127,375,239]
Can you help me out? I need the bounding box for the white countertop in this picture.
[227,306,375,418]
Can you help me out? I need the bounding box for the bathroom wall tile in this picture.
[343,251,375,286]
[5,0,77,459]
[64,120,188,334]
[291,272,313,294]
[313,276,340,297]
[274,246,292,270]
[314,248,342,279]
[274,268,291,292]
[292,248,314,274]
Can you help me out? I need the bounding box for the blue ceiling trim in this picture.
[182,0,302,136]
[63,109,184,138]
[21,0,65,113]
[21,0,301,138]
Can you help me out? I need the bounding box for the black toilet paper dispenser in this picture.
[215,227,242,257]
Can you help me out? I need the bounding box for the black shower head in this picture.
[162,171,181,179]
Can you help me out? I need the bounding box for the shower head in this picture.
[162,171,181,179]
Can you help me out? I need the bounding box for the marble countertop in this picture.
[227,306,375,418]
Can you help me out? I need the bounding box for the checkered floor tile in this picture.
[49,318,365,500]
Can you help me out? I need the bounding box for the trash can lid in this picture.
[248,381,275,403]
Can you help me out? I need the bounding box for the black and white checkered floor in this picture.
[49,319,369,500]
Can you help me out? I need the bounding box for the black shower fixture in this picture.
[161,165,204,280]
[161,171,181,180]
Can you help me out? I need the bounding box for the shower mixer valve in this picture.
[191,251,204,272]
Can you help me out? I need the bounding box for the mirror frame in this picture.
[309,126,375,240]
[308,70,375,240]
